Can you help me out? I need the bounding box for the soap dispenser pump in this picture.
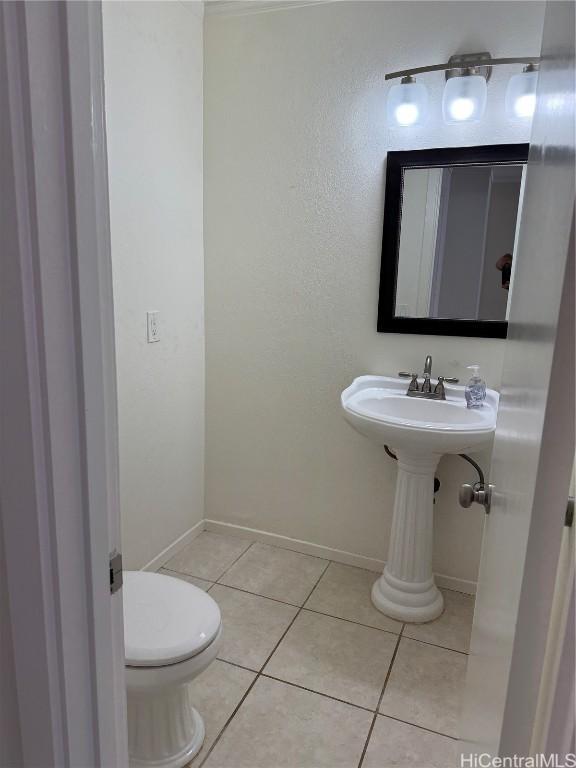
[465,365,486,409]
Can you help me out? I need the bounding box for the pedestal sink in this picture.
[341,375,498,623]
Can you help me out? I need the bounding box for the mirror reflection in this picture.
[395,163,525,321]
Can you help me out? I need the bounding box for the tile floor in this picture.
[160,531,474,768]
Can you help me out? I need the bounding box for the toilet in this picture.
[123,571,222,768]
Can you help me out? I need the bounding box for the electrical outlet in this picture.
[147,311,160,343]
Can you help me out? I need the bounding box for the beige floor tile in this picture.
[363,715,458,768]
[218,543,328,605]
[305,562,403,633]
[379,637,466,737]
[403,589,474,653]
[209,584,298,671]
[158,568,213,591]
[202,676,372,768]
[164,532,252,581]
[184,660,256,766]
[264,610,397,709]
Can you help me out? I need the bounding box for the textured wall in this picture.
[103,1,204,568]
[204,0,544,586]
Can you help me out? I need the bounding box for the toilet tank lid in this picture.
[123,571,221,667]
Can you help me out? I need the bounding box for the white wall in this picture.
[204,0,544,586]
[103,1,204,569]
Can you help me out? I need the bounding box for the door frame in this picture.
[1,2,127,765]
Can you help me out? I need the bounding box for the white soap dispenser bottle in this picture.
[465,365,486,409]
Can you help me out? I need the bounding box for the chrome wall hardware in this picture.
[459,482,493,514]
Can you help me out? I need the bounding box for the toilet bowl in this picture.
[124,571,222,768]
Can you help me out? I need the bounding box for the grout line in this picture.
[259,558,331,675]
[197,560,329,767]
[162,540,256,586]
[164,562,466,650]
[213,540,256,582]
[209,530,334,565]
[162,526,476,596]
[192,542,464,765]
[161,565,217,586]
[207,581,402,637]
[196,615,296,767]
[301,607,402,638]
[376,624,404,710]
[160,568,216,590]
[376,712,459,741]
[156,533,471,767]
[215,657,260,675]
[215,541,329,587]
[213,572,467,651]
[216,555,332,613]
[214,655,459,742]
[162,561,468,652]
[399,633,469,656]
[207,582,301,608]
[204,523,477,597]
[260,673,374,713]
[304,558,331,598]
[196,667,259,768]
[357,624,405,768]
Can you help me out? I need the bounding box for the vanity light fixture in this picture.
[385,52,540,127]
[442,68,487,123]
[505,63,539,119]
[386,75,428,127]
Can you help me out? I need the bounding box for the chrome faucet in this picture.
[398,355,459,400]
[422,355,433,393]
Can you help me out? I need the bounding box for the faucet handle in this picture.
[434,377,446,399]
[398,372,420,391]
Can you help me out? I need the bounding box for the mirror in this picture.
[378,144,529,338]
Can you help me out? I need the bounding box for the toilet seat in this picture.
[124,571,221,667]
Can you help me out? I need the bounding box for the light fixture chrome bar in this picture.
[385,56,540,82]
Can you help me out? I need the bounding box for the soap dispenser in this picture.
[465,365,486,409]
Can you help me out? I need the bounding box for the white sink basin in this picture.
[342,375,498,454]
[341,374,499,623]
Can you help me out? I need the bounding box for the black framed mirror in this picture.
[377,144,529,338]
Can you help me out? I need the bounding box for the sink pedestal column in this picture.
[372,450,444,623]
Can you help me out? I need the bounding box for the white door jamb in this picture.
[0,2,127,765]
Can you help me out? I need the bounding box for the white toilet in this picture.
[123,571,222,768]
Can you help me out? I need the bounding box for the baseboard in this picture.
[204,519,476,595]
[141,517,477,595]
[141,519,205,572]
[204,519,386,571]
[434,573,476,595]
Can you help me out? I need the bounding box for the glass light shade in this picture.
[506,69,538,119]
[387,80,428,127]
[442,73,487,124]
